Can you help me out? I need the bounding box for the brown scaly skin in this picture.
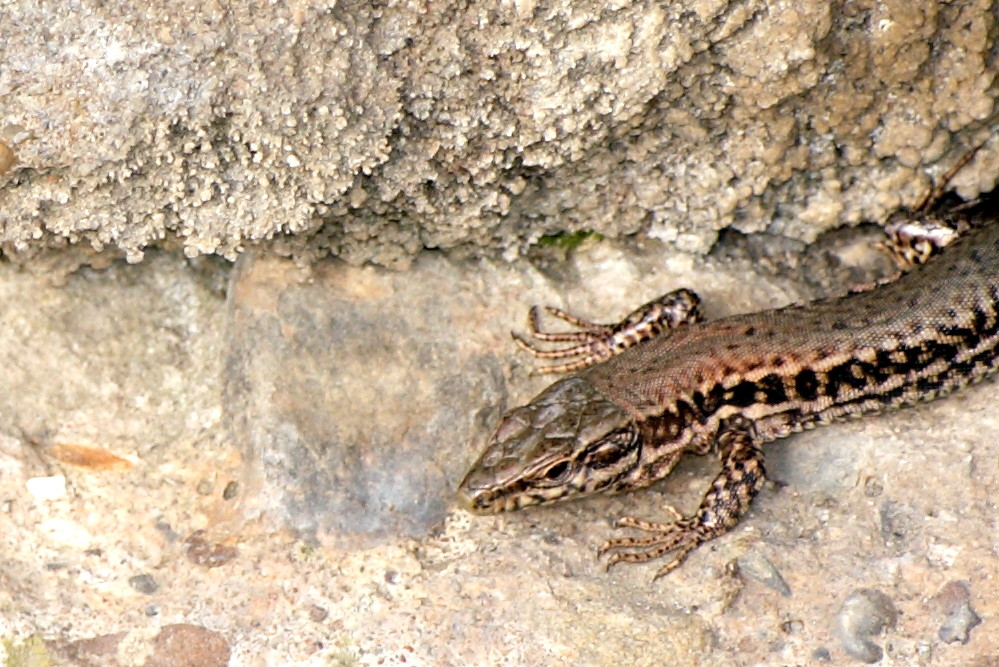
[458,147,998,579]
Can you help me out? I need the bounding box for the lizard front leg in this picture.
[512,287,702,373]
[598,415,766,580]
[878,142,986,268]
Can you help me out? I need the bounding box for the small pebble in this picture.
[155,520,181,542]
[184,530,238,568]
[25,475,66,501]
[863,477,883,498]
[811,647,832,662]
[878,500,917,544]
[736,551,792,596]
[148,624,230,667]
[222,481,239,500]
[308,605,328,622]
[0,140,14,175]
[933,580,981,644]
[129,573,159,594]
[835,588,898,663]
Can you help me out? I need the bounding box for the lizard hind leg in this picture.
[598,415,767,580]
[512,287,703,374]
[880,142,988,268]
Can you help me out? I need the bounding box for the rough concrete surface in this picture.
[2,1,999,666]
[1,1,997,265]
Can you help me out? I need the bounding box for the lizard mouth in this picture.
[456,476,571,514]
[454,481,494,513]
[455,470,552,513]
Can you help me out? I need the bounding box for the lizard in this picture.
[456,146,998,579]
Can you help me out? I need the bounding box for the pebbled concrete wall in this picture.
[1,0,996,267]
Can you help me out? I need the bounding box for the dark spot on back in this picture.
[794,369,820,401]
[724,381,758,407]
[758,373,788,405]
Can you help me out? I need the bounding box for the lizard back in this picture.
[581,222,999,442]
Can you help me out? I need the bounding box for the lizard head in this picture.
[457,377,642,513]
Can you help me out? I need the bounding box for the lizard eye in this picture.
[541,461,571,483]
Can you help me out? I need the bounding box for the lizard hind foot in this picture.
[877,141,988,269]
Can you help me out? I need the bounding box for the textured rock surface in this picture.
[224,252,510,542]
[1,1,997,265]
[2,236,999,664]
[2,1,999,665]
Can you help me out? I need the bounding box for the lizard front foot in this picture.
[598,505,713,580]
[512,288,702,373]
[598,416,767,580]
